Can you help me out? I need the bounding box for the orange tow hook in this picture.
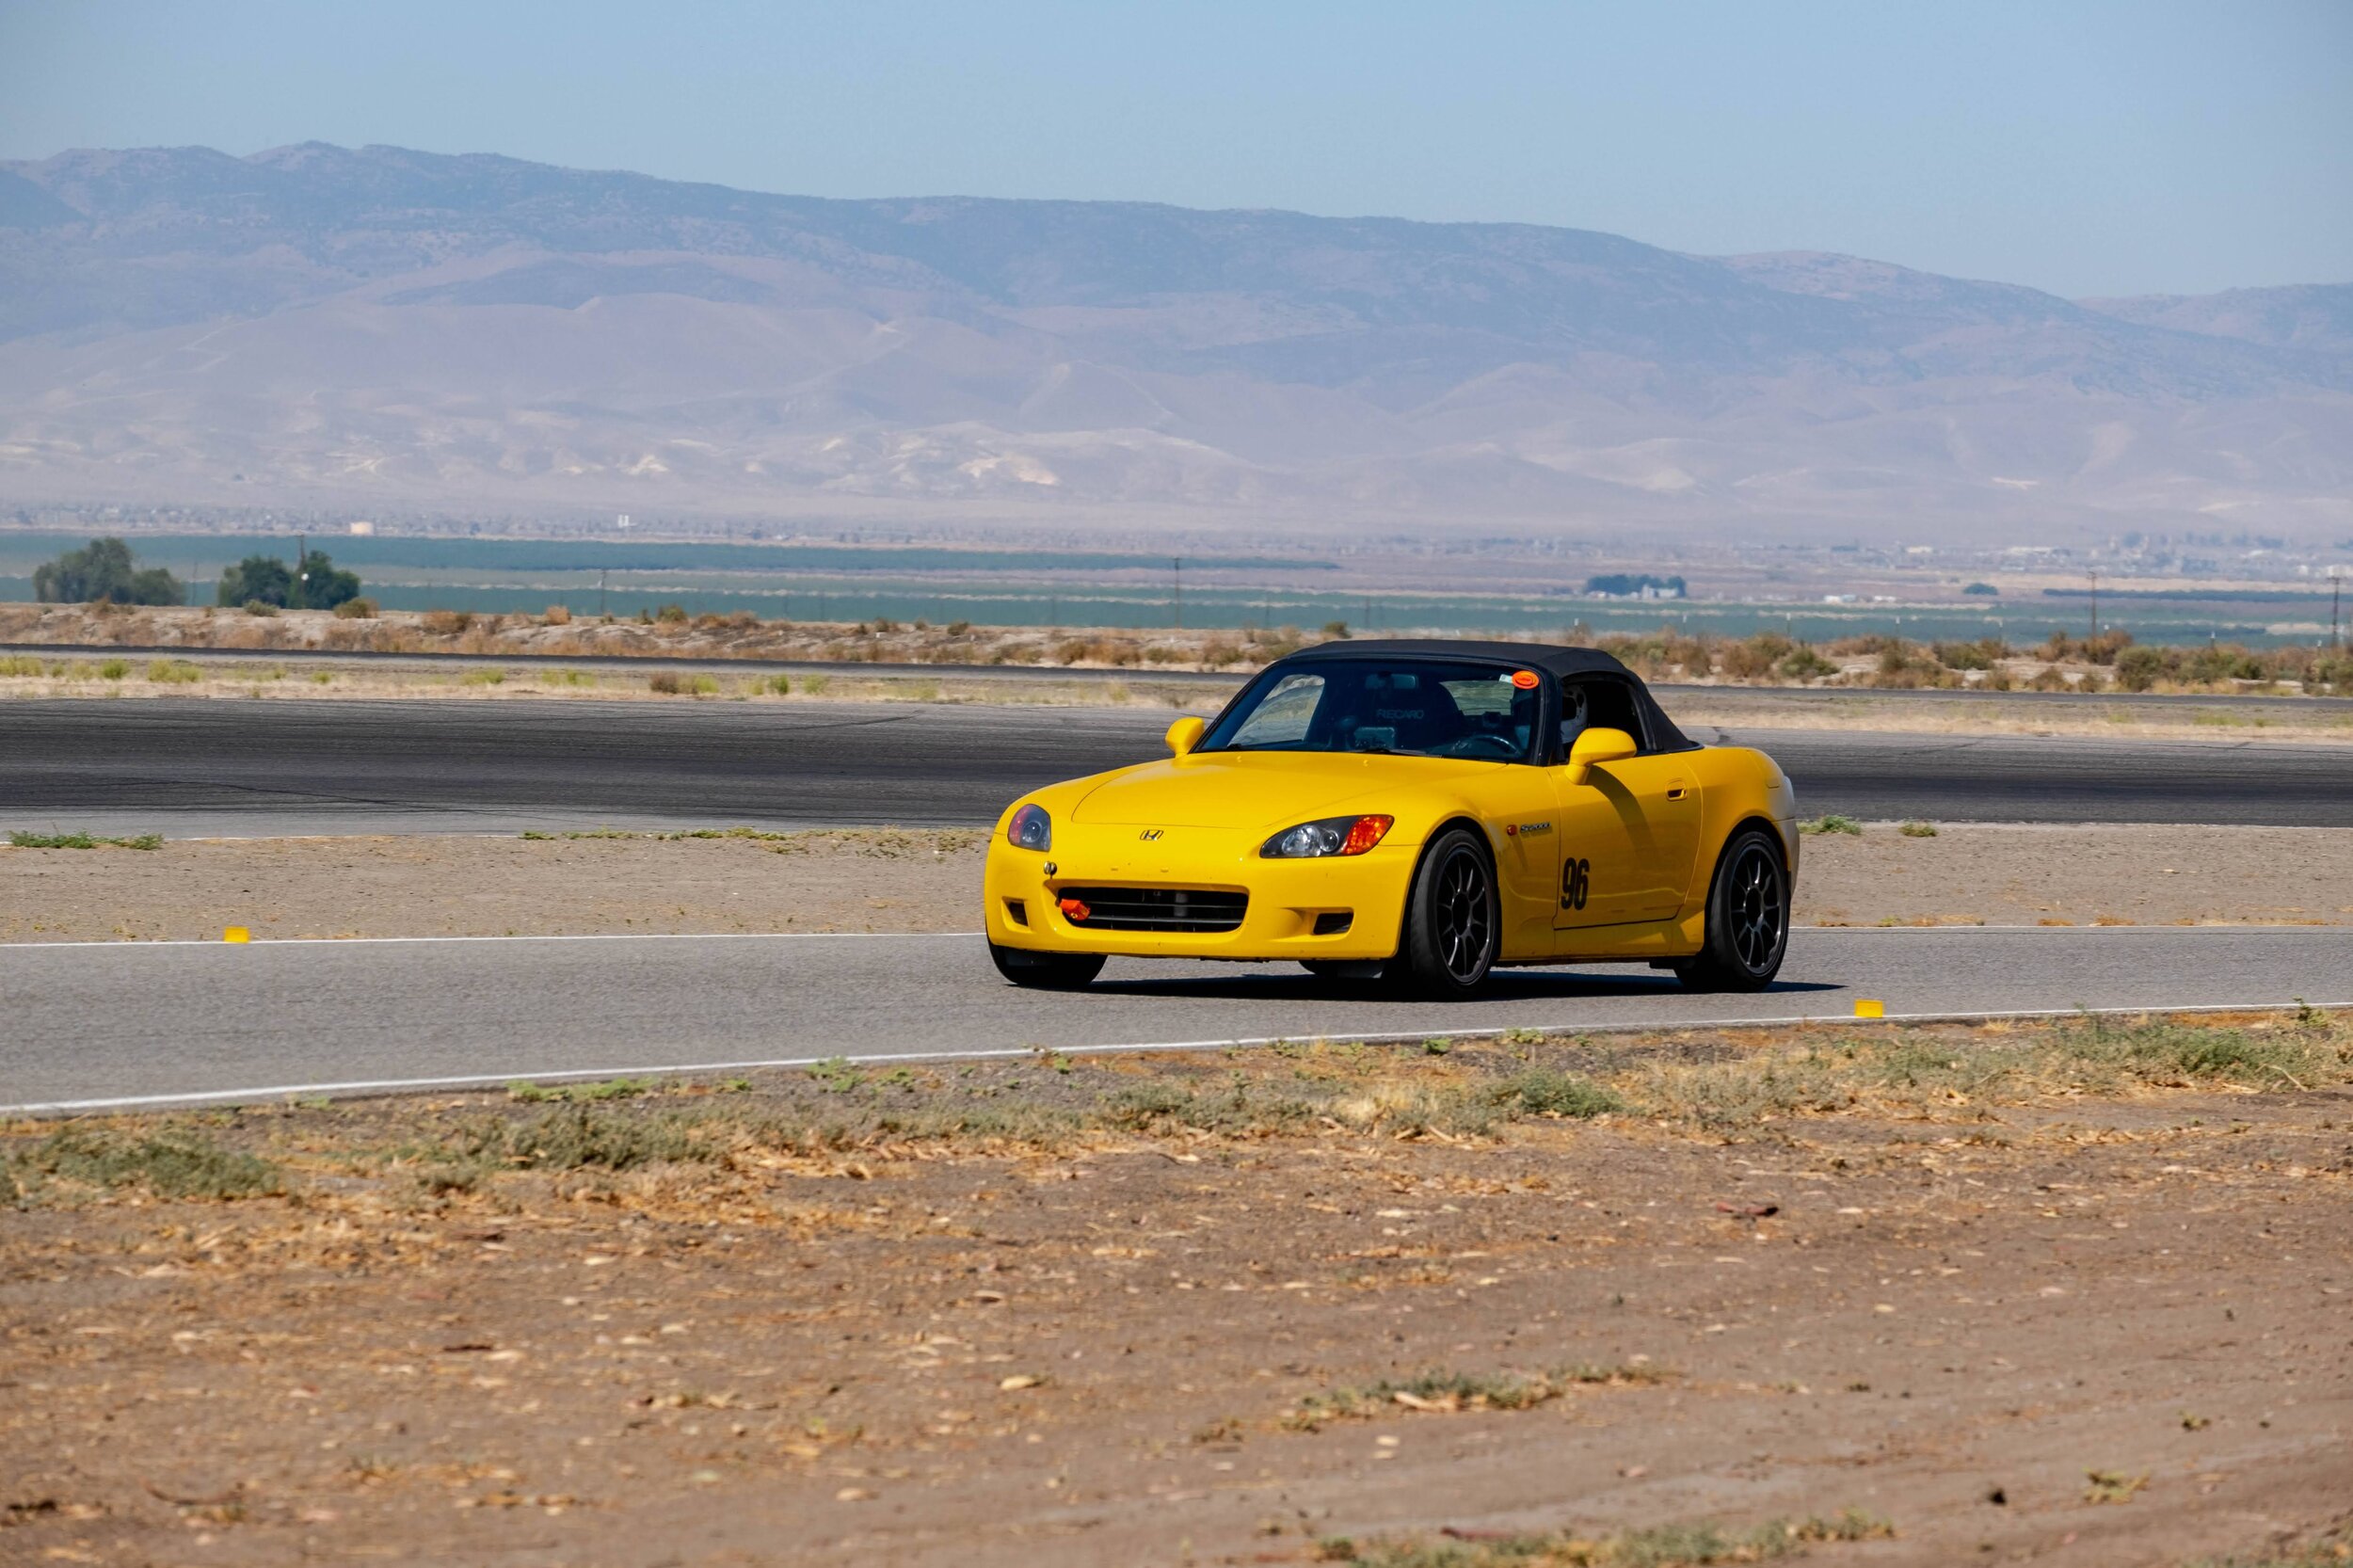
[1058,896,1092,922]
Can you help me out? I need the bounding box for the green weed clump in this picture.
[460,666,505,686]
[146,659,203,682]
[1801,815,1863,836]
[8,830,162,850]
[15,1128,281,1200]
[505,1078,657,1103]
[448,1103,708,1172]
[1493,1068,1623,1119]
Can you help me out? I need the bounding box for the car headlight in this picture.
[1006,803,1052,852]
[1260,813,1393,858]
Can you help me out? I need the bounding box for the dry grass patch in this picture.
[1321,1510,1894,1566]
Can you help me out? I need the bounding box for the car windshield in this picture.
[1197,659,1542,762]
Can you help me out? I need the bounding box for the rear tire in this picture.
[1388,827,1498,999]
[1675,827,1789,992]
[988,942,1106,990]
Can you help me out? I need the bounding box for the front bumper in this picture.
[983,824,1414,961]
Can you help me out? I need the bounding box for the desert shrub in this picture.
[1201,640,1247,668]
[1932,638,2006,671]
[333,597,378,619]
[1868,645,1955,689]
[1777,645,1837,680]
[1661,634,1713,678]
[654,603,689,624]
[543,604,572,626]
[1055,638,1093,665]
[2113,645,2169,692]
[98,658,128,680]
[1322,620,1352,640]
[460,667,505,686]
[1719,632,1793,680]
[648,671,683,695]
[0,654,41,677]
[762,674,792,696]
[2040,629,2134,665]
[946,620,972,635]
[242,599,280,617]
[2027,663,2071,691]
[422,609,472,634]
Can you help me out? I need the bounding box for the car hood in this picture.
[1069,751,1496,831]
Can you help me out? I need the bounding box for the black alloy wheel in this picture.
[1675,827,1789,992]
[1390,827,1499,998]
[987,942,1107,990]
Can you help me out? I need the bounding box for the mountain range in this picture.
[1,142,2346,542]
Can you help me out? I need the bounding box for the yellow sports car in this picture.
[984,640,1798,997]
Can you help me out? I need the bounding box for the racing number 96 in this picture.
[1561,856,1591,910]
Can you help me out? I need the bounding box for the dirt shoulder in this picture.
[2,824,2349,945]
[3,1012,2347,1567]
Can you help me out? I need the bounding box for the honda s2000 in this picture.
[983,640,1798,997]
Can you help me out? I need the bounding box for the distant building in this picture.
[347,520,376,536]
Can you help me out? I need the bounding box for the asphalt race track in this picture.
[4,697,2349,837]
[3,926,2346,1112]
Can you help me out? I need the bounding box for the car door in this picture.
[1551,676,1705,930]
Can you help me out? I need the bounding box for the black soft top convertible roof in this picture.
[1263,639,1699,753]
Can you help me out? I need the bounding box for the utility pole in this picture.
[599,568,608,619]
[294,532,306,610]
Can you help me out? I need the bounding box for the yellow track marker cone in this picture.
[222,926,250,943]
[1853,999,1884,1018]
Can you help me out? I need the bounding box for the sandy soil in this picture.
[3,824,2349,945]
[2,1015,2347,1567]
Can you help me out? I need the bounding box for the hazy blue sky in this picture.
[2,0,2345,297]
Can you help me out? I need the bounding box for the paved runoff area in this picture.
[4,925,2346,1112]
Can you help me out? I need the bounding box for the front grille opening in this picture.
[1056,886,1246,934]
[1312,910,1354,936]
[1003,898,1028,927]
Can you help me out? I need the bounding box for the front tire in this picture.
[1675,826,1789,992]
[1389,827,1498,999]
[988,942,1106,990]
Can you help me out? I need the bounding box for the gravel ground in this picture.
[2,1014,2346,1568]
[2,824,2348,944]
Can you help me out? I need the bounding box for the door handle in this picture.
[1666,784,1688,800]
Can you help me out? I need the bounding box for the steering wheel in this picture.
[1435,733,1521,760]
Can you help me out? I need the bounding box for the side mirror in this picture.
[1164,715,1207,758]
[1563,726,1637,786]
